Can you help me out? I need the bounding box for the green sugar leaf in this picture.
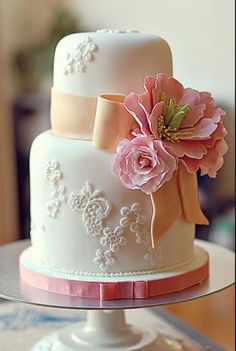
[165,99,175,125]
[168,104,189,130]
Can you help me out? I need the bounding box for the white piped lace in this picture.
[43,161,163,272]
[68,182,110,237]
[63,36,97,74]
[44,161,67,218]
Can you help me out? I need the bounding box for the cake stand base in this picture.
[31,310,183,351]
[0,240,234,351]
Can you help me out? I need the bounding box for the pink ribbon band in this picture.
[20,249,209,301]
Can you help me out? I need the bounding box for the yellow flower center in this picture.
[157,116,179,143]
[156,94,192,143]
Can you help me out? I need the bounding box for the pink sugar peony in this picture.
[112,135,177,194]
[124,74,227,177]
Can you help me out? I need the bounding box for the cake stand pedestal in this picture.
[0,239,234,351]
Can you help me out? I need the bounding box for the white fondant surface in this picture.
[20,245,207,283]
[54,32,172,96]
[28,31,197,280]
[30,131,195,276]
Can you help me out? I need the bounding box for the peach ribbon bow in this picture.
[51,88,209,247]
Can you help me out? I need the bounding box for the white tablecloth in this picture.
[0,301,215,350]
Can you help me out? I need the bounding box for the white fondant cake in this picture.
[54,31,172,95]
[20,30,222,298]
[29,31,192,277]
[29,131,194,275]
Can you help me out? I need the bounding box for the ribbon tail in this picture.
[178,163,209,225]
[150,171,182,248]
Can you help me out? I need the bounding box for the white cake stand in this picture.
[0,239,234,351]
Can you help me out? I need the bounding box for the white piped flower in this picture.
[144,246,163,266]
[120,203,149,245]
[46,185,67,219]
[68,182,110,237]
[44,161,62,185]
[63,36,97,75]
[101,226,127,252]
[93,249,114,271]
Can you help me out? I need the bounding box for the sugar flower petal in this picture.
[112,135,177,194]
[122,74,227,181]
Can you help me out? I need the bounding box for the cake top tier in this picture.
[53,30,172,96]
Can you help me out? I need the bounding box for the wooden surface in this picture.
[166,285,235,350]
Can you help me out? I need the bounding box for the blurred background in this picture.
[0,0,235,349]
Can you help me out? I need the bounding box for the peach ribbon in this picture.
[93,94,137,151]
[150,165,209,247]
[51,88,209,246]
[51,88,97,140]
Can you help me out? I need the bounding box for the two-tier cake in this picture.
[20,30,227,300]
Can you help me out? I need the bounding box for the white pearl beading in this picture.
[39,255,194,277]
[96,29,139,34]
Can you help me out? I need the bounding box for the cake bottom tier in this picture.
[20,245,209,301]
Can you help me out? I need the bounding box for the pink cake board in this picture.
[19,246,209,301]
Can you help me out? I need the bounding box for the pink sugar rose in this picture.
[112,135,177,194]
[124,74,227,177]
